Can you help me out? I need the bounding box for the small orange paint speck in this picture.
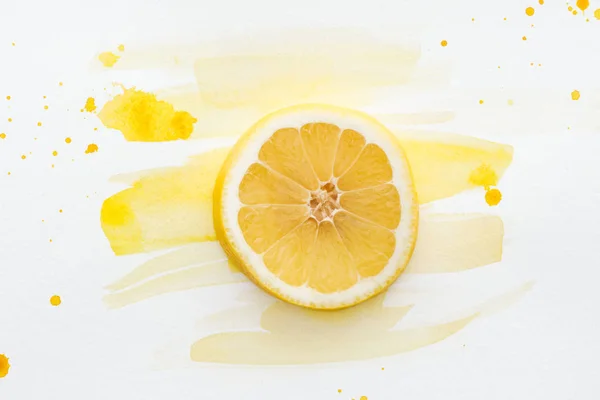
[485,188,502,206]
[571,90,580,100]
[0,354,10,378]
[21,155,26,160]
[50,295,61,306]
[440,40,448,47]
[52,151,58,156]
[526,7,535,16]
[37,122,42,127]
[522,36,527,41]
[576,0,589,11]
[530,62,534,66]
[85,143,99,154]
[118,44,125,52]
[595,9,600,19]
[479,99,484,104]
[0,133,5,139]
[44,105,49,110]
[65,137,72,144]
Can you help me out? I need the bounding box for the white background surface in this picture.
[1,0,600,399]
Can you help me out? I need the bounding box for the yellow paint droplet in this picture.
[37,122,42,127]
[98,88,198,142]
[0,133,5,139]
[469,164,498,189]
[59,82,63,86]
[360,397,368,400]
[530,62,534,66]
[7,172,10,176]
[5,95,10,100]
[93,127,98,131]
[595,9,600,19]
[8,118,12,122]
[522,36,527,41]
[485,188,502,206]
[526,7,535,16]
[571,90,580,100]
[472,17,475,21]
[49,239,53,243]
[43,95,47,99]
[84,97,97,113]
[52,151,58,156]
[573,9,578,14]
[508,99,514,106]
[338,389,342,394]
[98,52,120,67]
[576,0,589,11]
[50,295,61,306]
[479,99,484,104]
[118,44,125,52]
[539,0,544,4]
[44,105,48,110]
[21,155,26,160]
[0,354,10,378]
[85,143,99,154]
[440,40,448,47]
[51,164,55,168]
[59,209,63,213]
[568,6,573,11]
[65,137,72,143]
[11,42,15,46]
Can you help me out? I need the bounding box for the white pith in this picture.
[219,104,417,308]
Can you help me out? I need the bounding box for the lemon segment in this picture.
[214,104,418,309]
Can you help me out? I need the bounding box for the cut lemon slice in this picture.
[214,104,418,309]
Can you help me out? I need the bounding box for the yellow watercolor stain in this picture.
[50,295,61,306]
[0,354,10,378]
[59,82,63,86]
[576,0,589,11]
[479,99,484,104]
[526,7,535,16]
[37,122,42,127]
[98,52,120,67]
[52,151,58,156]
[338,389,342,394]
[98,88,198,142]
[469,163,498,189]
[85,144,98,154]
[100,148,229,255]
[522,36,527,41]
[65,137,72,144]
[118,44,125,52]
[5,95,10,100]
[568,6,573,11]
[8,118,12,122]
[84,97,97,112]
[20,155,26,160]
[573,9,578,15]
[485,188,502,206]
[0,133,5,139]
[595,9,600,19]
[571,90,580,100]
[440,40,448,47]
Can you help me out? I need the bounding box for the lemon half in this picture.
[214,104,418,309]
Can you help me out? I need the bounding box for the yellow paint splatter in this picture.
[65,137,72,144]
[0,354,10,378]
[59,82,63,86]
[485,188,502,206]
[59,209,63,213]
[595,9,600,19]
[568,6,573,11]
[52,151,58,156]
[522,36,527,41]
[84,97,97,113]
[338,389,342,394]
[539,0,544,4]
[507,99,514,106]
[98,52,120,67]
[576,0,589,11]
[479,99,484,104]
[44,105,48,110]
[571,90,580,100]
[469,164,498,189]
[8,118,12,122]
[11,42,15,46]
[360,397,368,400]
[526,7,535,16]
[0,133,5,139]
[440,40,448,47]
[50,295,61,306]
[5,95,10,100]
[573,9,578,15]
[37,122,42,127]
[98,88,197,142]
[118,44,125,52]
[85,144,99,154]
[21,155,26,160]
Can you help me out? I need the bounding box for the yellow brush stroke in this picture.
[100,148,229,255]
[397,130,514,204]
[189,282,531,364]
[406,213,504,274]
[98,88,198,142]
[102,213,504,308]
[100,133,511,256]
